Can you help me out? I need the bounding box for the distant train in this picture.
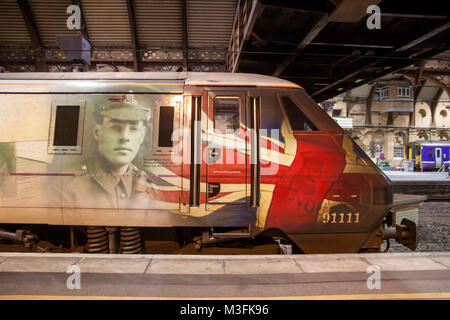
[406,140,450,171]
[0,72,416,254]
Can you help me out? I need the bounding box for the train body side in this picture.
[406,141,450,170]
[0,73,393,253]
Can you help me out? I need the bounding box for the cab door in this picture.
[205,92,247,205]
[203,91,260,208]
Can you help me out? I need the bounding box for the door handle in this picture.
[208,148,221,163]
[210,148,218,157]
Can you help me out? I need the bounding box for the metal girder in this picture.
[181,0,188,71]
[396,21,450,52]
[272,13,328,77]
[16,0,46,71]
[16,0,42,49]
[311,20,449,99]
[421,74,450,98]
[258,0,329,15]
[226,0,261,73]
[401,71,450,99]
[126,0,141,71]
[327,0,381,23]
[270,0,377,77]
[416,61,425,85]
[309,42,395,49]
[381,13,449,20]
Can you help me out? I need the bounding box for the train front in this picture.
[260,88,417,254]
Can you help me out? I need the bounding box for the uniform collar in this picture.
[87,157,133,197]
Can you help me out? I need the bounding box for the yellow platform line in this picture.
[1,292,450,300]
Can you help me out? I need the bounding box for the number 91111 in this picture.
[322,212,360,224]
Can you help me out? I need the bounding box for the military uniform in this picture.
[62,157,147,209]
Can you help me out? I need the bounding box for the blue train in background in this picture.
[406,140,450,171]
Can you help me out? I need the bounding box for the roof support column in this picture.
[126,0,141,71]
[365,84,376,125]
[16,0,47,71]
[430,87,444,127]
[181,0,189,71]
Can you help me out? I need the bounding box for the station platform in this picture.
[0,252,449,300]
[386,172,450,198]
[386,171,449,181]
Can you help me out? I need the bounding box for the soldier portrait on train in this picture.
[60,95,150,209]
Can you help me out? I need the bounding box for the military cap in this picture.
[96,95,150,121]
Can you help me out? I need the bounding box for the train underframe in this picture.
[0,213,417,254]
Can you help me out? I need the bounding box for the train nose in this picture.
[373,185,393,206]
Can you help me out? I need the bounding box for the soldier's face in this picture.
[94,117,146,168]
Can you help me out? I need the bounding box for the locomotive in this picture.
[0,72,416,254]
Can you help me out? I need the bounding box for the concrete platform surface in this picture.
[0,252,449,299]
[0,251,449,274]
[386,171,449,181]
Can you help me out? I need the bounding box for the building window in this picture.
[380,87,389,100]
[332,109,342,117]
[374,87,389,101]
[440,110,448,118]
[374,88,381,101]
[374,87,388,100]
[397,86,411,99]
[394,146,404,158]
[419,109,427,118]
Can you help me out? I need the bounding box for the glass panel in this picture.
[53,105,80,146]
[214,97,240,133]
[281,96,318,131]
[158,106,174,147]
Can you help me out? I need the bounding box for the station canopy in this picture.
[0,0,448,101]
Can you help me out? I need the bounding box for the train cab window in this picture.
[416,146,420,156]
[158,106,175,147]
[280,96,318,131]
[213,97,240,133]
[49,102,85,154]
